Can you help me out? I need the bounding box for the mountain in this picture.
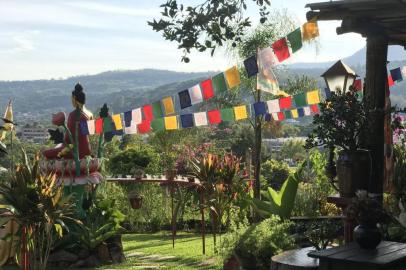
[289,45,406,69]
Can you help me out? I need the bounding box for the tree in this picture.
[148,0,271,62]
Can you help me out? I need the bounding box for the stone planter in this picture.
[128,193,142,209]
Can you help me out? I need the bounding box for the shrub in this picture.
[234,215,295,270]
[261,159,290,189]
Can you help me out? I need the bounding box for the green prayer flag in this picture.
[152,101,163,118]
[284,110,292,119]
[151,118,165,131]
[212,73,228,93]
[294,92,307,107]
[287,28,302,53]
[221,108,235,122]
[103,117,113,132]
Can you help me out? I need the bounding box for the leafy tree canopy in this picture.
[148,0,271,62]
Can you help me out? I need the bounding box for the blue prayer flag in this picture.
[180,114,194,128]
[178,90,192,109]
[124,111,132,127]
[264,113,272,122]
[244,55,258,78]
[298,108,305,117]
[253,101,267,116]
[390,67,403,82]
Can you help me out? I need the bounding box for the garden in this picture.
[1,1,406,270]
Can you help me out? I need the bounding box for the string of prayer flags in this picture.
[353,79,363,92]
[207,110,222,124]
[267,99,280,113]
[112,114,123,130]
[293,92,307,107]
[179,90,192,109]
[287,28,303,53]
[272,37,291,62]
[221,108,235,122]
[253,101,267,116]
[194,112,208,127]
[388,75,395,87]
[212,73,228,93]
[188,85,203,105]
[279,96,292,110]
[151,118,165,132]
[201,79,215,100]
[137,120,151,134]
[244,55,259,78]
[180,114,194,128]
[224,66,241,89]
[95,118,103,134]
[143,104,154,121]
[124,111,132,127]
[162,96,175,115]
[87,120,95,135]
[80,121,89,135]
[302,21,319,41]
[164,116,178,130]
[390,67,403,82]
[234,105,248,121]
[306,90,320,105]
[132,108,143,125]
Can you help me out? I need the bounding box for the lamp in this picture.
[321,60,357,93]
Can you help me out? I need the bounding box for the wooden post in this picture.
[171,186,175,249]
[200,189,206,255]
[364,34,388,201]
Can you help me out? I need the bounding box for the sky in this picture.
[0,0,368,81]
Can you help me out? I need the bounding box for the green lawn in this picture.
[4,232,222,270]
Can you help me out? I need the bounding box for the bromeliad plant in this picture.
[0,149,79,270]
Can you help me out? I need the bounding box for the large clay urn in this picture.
[336,150,371,197]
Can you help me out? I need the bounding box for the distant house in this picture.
[262,137,307,153]
[17,123,49,143]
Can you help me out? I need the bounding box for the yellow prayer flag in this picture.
[162,96,175,115]
[291,109,299,118]
[164,116,178,130]
[302,21,319,41]
[224,66,241,89]
[307,90,320,105]
[112,114,123,130]
[234,105,248,121]
[0,100,13,141]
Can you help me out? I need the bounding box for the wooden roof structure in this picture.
[306,0,406,47]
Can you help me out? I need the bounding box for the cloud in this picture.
[66,1,159,17]
[0,30,40,54]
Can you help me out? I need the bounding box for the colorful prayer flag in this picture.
[188,84,203,105]
[253,102,267,116]
[207,110,222,124]
[112,114,123,130]
[264,113,272,122]
[267,99,280,113]
[324,88,332,100]
[287,28,303,53]
[310,104,319,114]
[284,110,292,119]
[212,73,228,92]
[353,79,363,92]
[272,38,290,62]
[180,114,194,128]
[137,120,151,134]
[179,89,192,109]
[291,109,299,118]
[103,117,113,133]
[224,66,241,89]
[132,108,142,124]
[306,90,320,105]
[162,96,175,115]
[402,66,406,78]
[80,121,89,135]
[151,118,165,132]
[257,47,280,94]
[95,118,103,134]
[221,108,235,122]
[298,108,305,117]
[194,112,208,127]
[302,21,319,41]
[143,104,154,121]
[87,120,95,135]
[294,93,307,107]
[164,116,178,130]
[124,111,132,127]
[271,113,279,121]
[201,79,215,100]
[152,101,163,118]
[388,75,395,87]
[279,97,292,110]
[304,106,311,116]
[124,122,138,134]
[391,67,403,82]
[277,112,285,121]
[244,55,258,77]
[234,105,248,121]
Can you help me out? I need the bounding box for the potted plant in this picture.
[346,190,390,249]
[132,168,144,180]
[305,87,370,197]
[127,190,142,209]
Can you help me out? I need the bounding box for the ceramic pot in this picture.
[354,223,382,249]
[128,194,142,209]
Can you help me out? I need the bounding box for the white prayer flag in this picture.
[125,123,138,134]
[188,85,203,105]
[271,113,279,121]
[267,99,280,113]
[193,112,208,126]
[132,108,142,125]
[304,106,311,116]
[87,120,95,135]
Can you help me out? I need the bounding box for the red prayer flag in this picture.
[207,110,222,124]
[277,112,285,121]
[95,118,103,134]
[388,75,395,87]
[272,38,291,62]
[137,120,151,134]
[279,96,292,110]
[310,104,319,114]
[143,104,154,121]
[201,79,214,100]
[353,79,362,91]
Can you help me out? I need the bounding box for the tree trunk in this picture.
[364,34,388,202]
[253,90,262,222]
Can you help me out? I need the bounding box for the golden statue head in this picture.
[71,83,86,108]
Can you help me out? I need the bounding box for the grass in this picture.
[4,232,223,270]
